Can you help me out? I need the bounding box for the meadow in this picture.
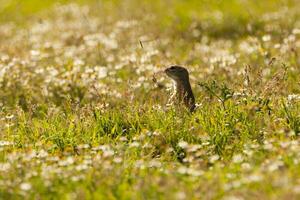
[0,0,300,199]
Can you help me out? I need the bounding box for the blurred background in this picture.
[1,0,299,36]
[0,0,299,106]
[0,1,300,199]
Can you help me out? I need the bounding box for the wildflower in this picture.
[177,166,188,174]
[262,35,271,42]
[152,131,161,136]
[135,160,146,169]
[77,144,89,149]
[37,149,48,158]
[241,163,251,170]
[187,144,202,153]
[175,191,187,200]
[292,28,300,35]
[102,149,115,157]
[20,182,32,191]
[0,140,14,147]
[287,94,300,102]
[75,164,89,171]
[293,185,300,194]
[129,142,140,148]
[148,160,162,168]
[267,160,284,172]
[133,134,145,141]
[243,174,262,183]
[263,141,274,151]
[232,154,243,163]
[71,175,84,182]
[5,115,14,119]
[95,66,108,79]
[30,50,40,57]
[142,143,153,149]
[73,59,84,66]
[183,156,194,163]
[209,155,220,163]
[58,157,75,166]
[0,163,10,172]
[178,141,189,149]
[119,136,127,142]
[113,157,123,164]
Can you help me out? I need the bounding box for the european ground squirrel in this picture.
[164,65,196,112]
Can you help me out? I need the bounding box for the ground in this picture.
[0,0,300,199]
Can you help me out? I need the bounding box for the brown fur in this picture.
[165,66,195,112]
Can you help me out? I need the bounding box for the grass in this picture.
[0,0,300,199]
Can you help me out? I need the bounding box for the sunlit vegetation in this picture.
[0,0,300,199]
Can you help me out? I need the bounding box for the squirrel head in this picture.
[164,65,190,82]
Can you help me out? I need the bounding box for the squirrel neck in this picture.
[174,78,195,111]
[175,79,192,95]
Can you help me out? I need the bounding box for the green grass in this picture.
[0,0,300,199]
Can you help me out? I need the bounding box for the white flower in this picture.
[103,149,114,157]
[148,160,162,168]
[129,142,140,148]
[37,149,48,158]
[113,157,123,163]
[75,164,88,171]
[187,168,204,177]
[142,143,153,149]
[58,157,75,166]
[293,185,300,194]
[187,144,202,152]
[20,182,32,191]
[177,166,188,174]
[209,155,219,163]
[244,174,262,183]
[263,142,274,151]
[77,144,89,149]
[0,163,10,172]
[267,160,284,172]
[30,50,40,57]
[232,154,243,163]
[135,160,145,169]
[262,35,271,42]
[287,94,300,102]
[241,163,251,170]
[96,66,108,79]
[152,131,161,136]
[175,191,186,200]
[0,141,14,147]
[5,115,14,119]
[178,141,189,149]
[119,136,127,142]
